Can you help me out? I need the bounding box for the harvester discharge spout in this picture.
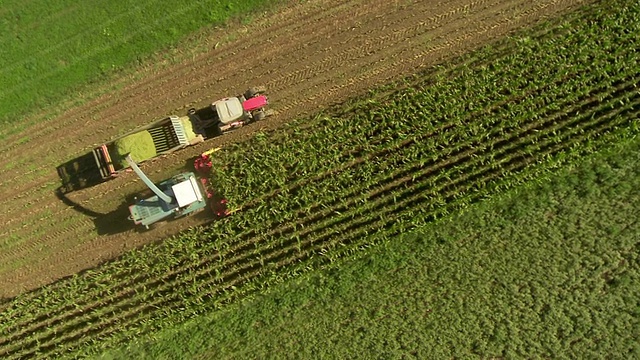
[125,154,174,205]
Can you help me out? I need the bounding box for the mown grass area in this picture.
[101,137,640,359]
[0,0,280,127]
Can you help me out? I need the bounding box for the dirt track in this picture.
[0,0,591,298]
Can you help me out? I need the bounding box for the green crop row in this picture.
[101,135,640,359]
[213,17,636,209]
[0,0,638,358]
[1,4,636,358]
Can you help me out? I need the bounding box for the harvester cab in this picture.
[125,154,207,229]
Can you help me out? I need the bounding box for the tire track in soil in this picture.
[0,0,580,224]
[0,0,591,298]
[0,0,511,218]
[0,0,482,187]
[2,85,632,360]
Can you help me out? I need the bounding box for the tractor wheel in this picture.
[244,86,266,98]
[253,110,266,122]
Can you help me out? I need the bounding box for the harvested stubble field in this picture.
[0,0,592,298]
[0,0,638,358]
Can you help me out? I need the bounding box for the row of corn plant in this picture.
[0,9,584,342]
[0,0,638,358]
[213,30,628,208]
[224,79,640,280]
[7,31,636,360]
[2,4,636,356]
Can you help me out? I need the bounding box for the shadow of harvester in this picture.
[54,149,231,235]
[55,187,133,235]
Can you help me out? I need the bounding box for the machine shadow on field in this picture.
[55,187,133,235]
[55,152,108,193]
[55,149,230,236]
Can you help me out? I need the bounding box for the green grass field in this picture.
[0,0,278,126]
[101,134,640,359]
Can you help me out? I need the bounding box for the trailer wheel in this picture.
[214,124,224,136]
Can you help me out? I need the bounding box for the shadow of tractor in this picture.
[55,187,133,235]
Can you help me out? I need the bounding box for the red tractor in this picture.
[188,87,273,138]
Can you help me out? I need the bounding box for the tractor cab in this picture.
[215,97,245,124]
[172,176,203,208]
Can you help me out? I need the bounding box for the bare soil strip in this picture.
[0,0,590,298]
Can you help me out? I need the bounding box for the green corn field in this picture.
[0,0,638,358]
